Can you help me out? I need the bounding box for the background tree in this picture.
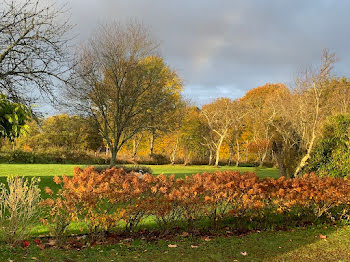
[241,83,286,167]
[179,106,208,165]
[0,0,72,108]
[65,22,183,165]
[201,98,237,166]
[291,49,336,176]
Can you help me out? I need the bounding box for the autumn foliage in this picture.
[42,167,350,238]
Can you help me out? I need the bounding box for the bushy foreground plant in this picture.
[0,177,41,245]
[42,167,350,241]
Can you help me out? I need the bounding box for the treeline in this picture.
[5,58,350,178]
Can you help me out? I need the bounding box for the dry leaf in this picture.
[191,245,198,248]
[319,234,327,239]
[181,232,190,237]
[168,244,177,248]
[240,251,248,256]
[47,239,56,246]
[37,244,45,250]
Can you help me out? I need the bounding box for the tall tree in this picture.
[0,0,72,107]
[65,22,182,165]
[201,98,237,166]
[241,83,286,167]
[292,49,336,176]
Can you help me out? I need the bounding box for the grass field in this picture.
[0,163,280,178]
[1,226,349,261]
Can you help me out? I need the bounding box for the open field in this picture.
[1,226,349,261]
[0,164,279,178]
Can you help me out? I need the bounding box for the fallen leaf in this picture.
[191,245,198,248]
[22,240,30,248]
[240,251,248,256]
[31,258,37,260]
[181,232,190,237]
[47,239,56,246]
[34,239,41,244]
[319,234,327,239]
[37,244,45,250]
[168,244,177,248]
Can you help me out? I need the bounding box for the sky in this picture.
[52,0,350,106]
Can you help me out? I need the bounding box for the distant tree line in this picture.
[2,0,350,178]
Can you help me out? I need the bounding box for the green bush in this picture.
[6,149,108,164]
[308,114,350,177]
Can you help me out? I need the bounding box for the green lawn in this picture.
[0,163,279,178]
[1,226,349,261]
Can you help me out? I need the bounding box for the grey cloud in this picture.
[54,0,350,105]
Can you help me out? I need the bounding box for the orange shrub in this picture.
[43,168,350,237]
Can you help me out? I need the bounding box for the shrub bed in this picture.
[40,167,350,242]
[3,149,108,164]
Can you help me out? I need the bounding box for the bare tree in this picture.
[0,0,72,107]
[201,98,241,166]
[292,49,336,176]
[264,50,337,177]
[65,22,182,165]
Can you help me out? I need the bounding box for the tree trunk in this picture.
[294,132,316,177]
[228,149,233,166]
[110,147,117,166]
[245,140,249,162]
[170,136,179,165]
[149,131,155,156]
[208,149,213,165]
[132,133,143,159]
[272,141,289,178]
[235,136,240,167]
[259,146,268,168]
[214,136,224,166]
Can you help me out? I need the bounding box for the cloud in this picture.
[53,0,350,105]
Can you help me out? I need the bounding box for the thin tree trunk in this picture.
[132,133,143,159]
[235,136,240,167]
[149,131,155,156]
[294,132,316,177]
[208,149,213,165]
[170,136,179,165]
[294,83,320,177]
[228,149,233,166]
[245,140,249,162]
[215,136,224,166]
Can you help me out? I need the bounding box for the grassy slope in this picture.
[1,226,349,261]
